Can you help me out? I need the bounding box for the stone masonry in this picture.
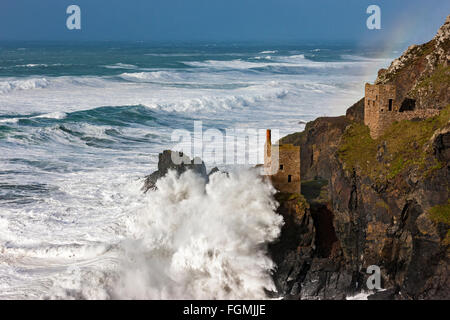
[264,129,301,194]
[364,83,440,139]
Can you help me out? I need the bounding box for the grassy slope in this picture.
[337,105,450,182]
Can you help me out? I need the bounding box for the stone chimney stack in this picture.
[264,129,272,172]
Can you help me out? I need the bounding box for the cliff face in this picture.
[272,16,450,300]
[269,193,315,298]
[281,116,351,181]
[330,110,449,299]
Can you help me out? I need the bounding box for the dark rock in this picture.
[346,98,365,123]
[142,150,207,192]
[280,116,351,181]
[433,126,450,163]
[269,193,315,299]
[299,258,355,300]
[208,167,220,176]
[367,288,397,300]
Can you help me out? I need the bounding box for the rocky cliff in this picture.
[376,15,450,110]
[271,16,450,300]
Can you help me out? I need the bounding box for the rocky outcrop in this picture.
[142,150,208,192]
[376,15,450,110]
[345,98,364,123]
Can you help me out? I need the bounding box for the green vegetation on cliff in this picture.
[301,179,329,205]
[412,64,450,96]
[338,105,450,182]
[428,201,450,244]
[429,201,450,225]
[275,192,309,212]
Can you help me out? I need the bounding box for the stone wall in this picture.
[364,83,440,139]
[395,108,440,121]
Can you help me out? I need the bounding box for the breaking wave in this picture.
[113,169,283,299]
[119,71,185,83]
[103,63,139,70]
[0,169,283,299]
[143,89,289,113]
[0,78,50,94]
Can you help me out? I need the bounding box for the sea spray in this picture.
[113,169,283,299]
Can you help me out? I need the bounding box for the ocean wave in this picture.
[182,54,352,71]
[113,169,283,299]
[1,242,112,260]
[254,55,273,60]
[143,88,289,113]
[33,112,67,120]
[13,63,65,68]
[119,71,184,83]
[104,63,139,70]
[0,169,283,299]
[0,112,67,125]
[183,59,276,70]
[0,78,50,94]
[0,118,19,124]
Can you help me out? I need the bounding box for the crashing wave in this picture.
[0,78,50,94]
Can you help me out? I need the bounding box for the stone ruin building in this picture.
[364,83,439,139]
[264,129,301,194]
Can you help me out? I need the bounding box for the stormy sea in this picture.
[0,42,392,299]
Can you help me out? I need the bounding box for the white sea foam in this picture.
[346,291,371,300]
[0,78,50,94]
[113,169,283,299]
[183,54,380,71]
[13,63,66,68]
[0,168,283,299]
[20,64,48,68]
[32,112,67,120]
[104,63,139,70]
[183,59,276,69]
[0,118,19,124]
[119,71,184,82]
[143,88,289,113]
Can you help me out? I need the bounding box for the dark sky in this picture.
[0,0,449,44]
